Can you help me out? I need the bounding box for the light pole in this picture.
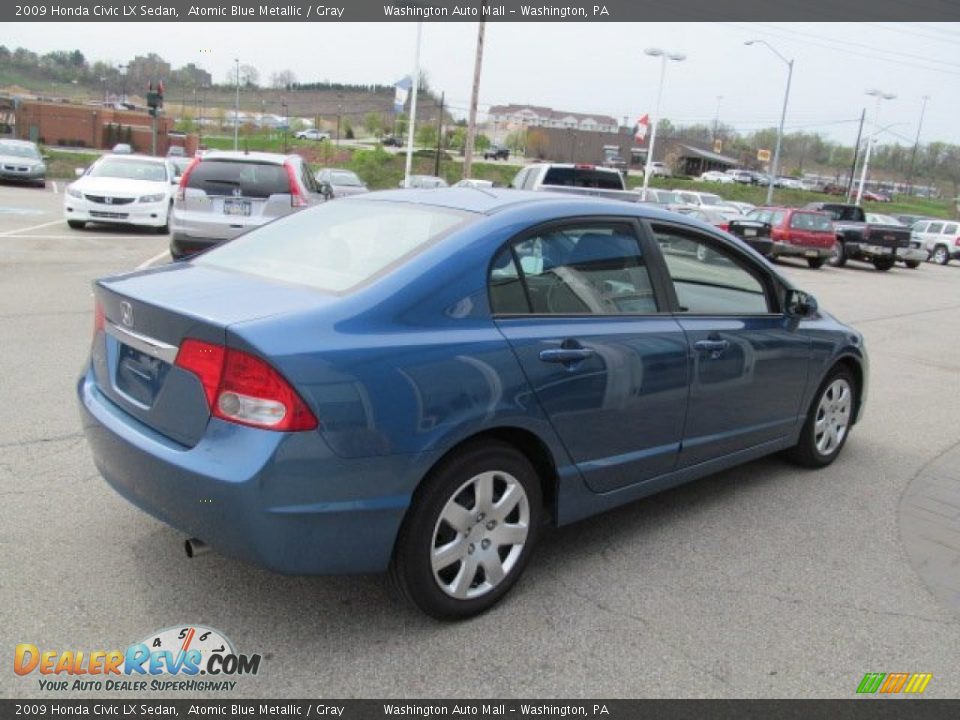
[713,95,723,142]
[745,40,793,204]
[906,95,930,196]
[117,64,128,105]
[281,101,288,153]
[855,88,896,205]
[403,22,423,188]
[641,48,685,195]
[233,58,240,151]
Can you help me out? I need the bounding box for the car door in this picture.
[490,219,689,493]
[646,221,811,468]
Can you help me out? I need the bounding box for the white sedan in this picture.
[698,170,735,184]
[65,155,177,232]
[295,129,331,141]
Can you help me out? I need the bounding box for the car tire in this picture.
[35,180,46,189]
[389,440,543,620]
[828,241,846,267]
[67,220,85,230]
[786,366,856,469]
[932,244,950,265]
[872,257,895,272]
[807,257,825,269]
[904,260,920,269]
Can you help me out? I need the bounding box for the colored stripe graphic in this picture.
[857,672,932,694]
[904,674,933,694]
[857,673,886,693]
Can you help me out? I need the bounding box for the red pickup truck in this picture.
[746,207,836,269]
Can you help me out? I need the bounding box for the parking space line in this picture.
[0,233,163,240]
[0,219,65,237]
[136,250,171,269]
[51,181,59,194]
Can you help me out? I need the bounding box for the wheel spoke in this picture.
[449,554,479,599]
[492,522,528,547]
[491,481,522,521]
[441,501,473,534]
[474,473,495,515]
[432,537,468,572]
[481,557,505,585]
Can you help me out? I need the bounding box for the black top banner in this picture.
[5,0,960,22]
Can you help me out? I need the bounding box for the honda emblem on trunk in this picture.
[105,197,113,204]
[120,301,134,328]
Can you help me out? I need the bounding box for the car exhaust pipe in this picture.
[184,538,209,559]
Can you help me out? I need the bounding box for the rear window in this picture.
[542,167,623,190]
[195,201,470,293]
[820,205,863,222]
[699,194,723,206]
[187,159,290,198]
[789,212,833,232]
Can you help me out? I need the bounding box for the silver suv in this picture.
[169,151,325,259]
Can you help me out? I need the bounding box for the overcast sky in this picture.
[6,22,960,145]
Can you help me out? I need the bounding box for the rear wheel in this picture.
[67,220,85,230]
[904,260,920,269]
[390,441,543,620]
[787,367,856,468]
[828,241,846,267]
[807,257,825,269]
[873,257,895,272]
[932,244,950,265]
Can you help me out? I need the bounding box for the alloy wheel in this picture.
[814,378,852,456]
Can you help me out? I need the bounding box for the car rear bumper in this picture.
[771,242,833,258]
[78,366,433,574]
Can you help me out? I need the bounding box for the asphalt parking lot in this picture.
[1,182,959,699]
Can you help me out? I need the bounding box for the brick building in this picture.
[10,98,194,155]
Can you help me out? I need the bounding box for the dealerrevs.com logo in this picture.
[14,625,262,693]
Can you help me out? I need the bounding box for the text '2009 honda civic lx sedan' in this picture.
[78,189,868,619]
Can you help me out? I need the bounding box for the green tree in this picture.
[364,112,383,138]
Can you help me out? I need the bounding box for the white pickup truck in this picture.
[510,163,640,203]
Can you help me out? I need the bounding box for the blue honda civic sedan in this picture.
[79,189,867,619]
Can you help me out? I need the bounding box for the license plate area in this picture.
[223,199,252,217]
[115,344,170,407]
[805,250,819,257]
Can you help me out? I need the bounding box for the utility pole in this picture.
[845,108,865,202]
[233,58,240,151]
[463,6,486,179]
[713,95,723,141]
[856,89,896,206]
[906,95,930,196]
[434,91,445,177]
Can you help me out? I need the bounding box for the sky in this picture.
[5,21,960,146]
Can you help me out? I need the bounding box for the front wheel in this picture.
[390,441,543,620]
[786,368,856,468]
[873,257,895,272]
[67,220,85,230]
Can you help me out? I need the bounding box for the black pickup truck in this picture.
[803,202,911,272]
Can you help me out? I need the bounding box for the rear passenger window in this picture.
[489,224,658,315]
[944,224,957,235]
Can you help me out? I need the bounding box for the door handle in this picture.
[694,339,729,354]
[539,347,595,364]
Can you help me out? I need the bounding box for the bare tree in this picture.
[270,69,297,89]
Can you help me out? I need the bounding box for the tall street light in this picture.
[907,95,930,195]
[855,88,896,206]
[745,40,793,204]
[233,58,240,151]
[641,48,685,196]
[712,95,723,142]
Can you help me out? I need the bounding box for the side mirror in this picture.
[171,177,180,184]
[786,289,818,318]
[318,181,333,197]
[74,167,86,178]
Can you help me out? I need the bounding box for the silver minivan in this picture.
[169,151,326,259]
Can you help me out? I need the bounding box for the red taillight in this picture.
[718,223,729,232]
[175,339,317,432]
[92,299,105,341]
[955,237,960,248]
[284,162,307,207]
[176,157,200,201]
[574,164,596,170]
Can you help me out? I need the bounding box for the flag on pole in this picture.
[634,114,650,143]
[393,76,412,114]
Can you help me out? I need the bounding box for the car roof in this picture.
[356,187,684,218]
[198,150,293,164]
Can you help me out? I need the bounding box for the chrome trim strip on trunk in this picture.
[105,321,179,364]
